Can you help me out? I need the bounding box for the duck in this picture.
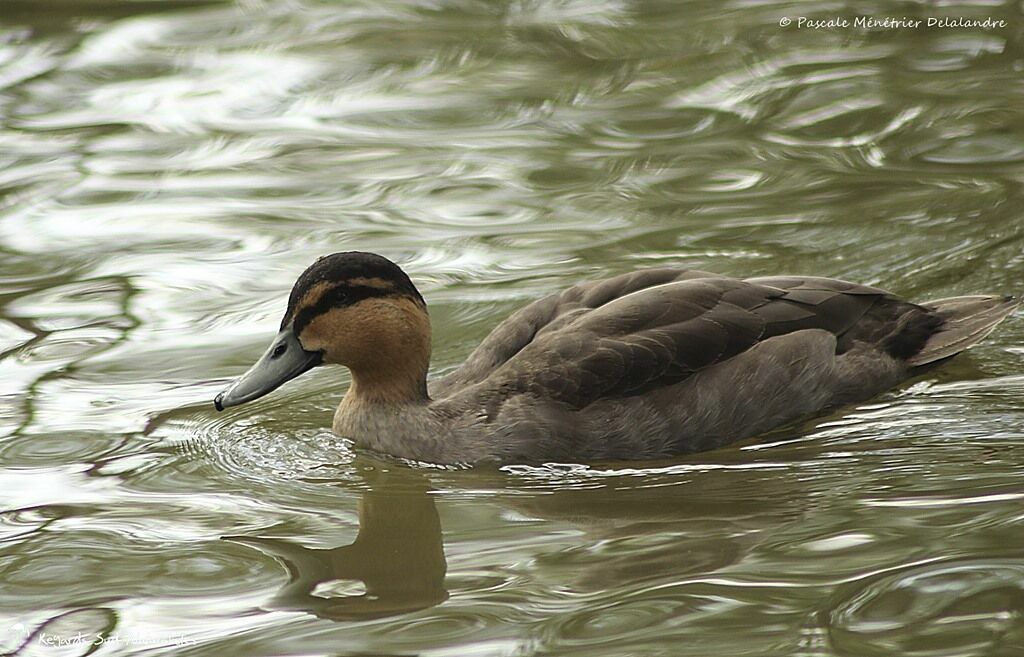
[213,251,1018,465]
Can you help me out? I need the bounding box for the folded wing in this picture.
[434,269,921,411]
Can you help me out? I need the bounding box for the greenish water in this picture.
[2,0,1024,655]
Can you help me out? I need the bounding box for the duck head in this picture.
[214,252,431,411]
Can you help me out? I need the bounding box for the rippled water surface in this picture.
[2,0,1024,655]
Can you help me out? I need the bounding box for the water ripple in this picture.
[2,0,1023,655]
[828,559,1024,657]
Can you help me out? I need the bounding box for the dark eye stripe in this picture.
[291,284,393,334]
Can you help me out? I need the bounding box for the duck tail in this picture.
[907,294,1021,366]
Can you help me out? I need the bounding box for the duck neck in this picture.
[345,360,430,406]
[331,358,436,450]
[333,337,435,451]
[329,296,450,459]
[333,361,442,461]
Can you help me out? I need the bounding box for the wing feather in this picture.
[434,269,916,411]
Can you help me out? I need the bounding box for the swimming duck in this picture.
[214,252,1018,465]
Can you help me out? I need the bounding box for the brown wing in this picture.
[430,268,721,396]
[435,269,919,410]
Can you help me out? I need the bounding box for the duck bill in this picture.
[214,327,322,411]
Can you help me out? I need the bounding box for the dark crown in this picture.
[282,252,425,332]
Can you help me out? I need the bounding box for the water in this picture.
[2,0,1024,654]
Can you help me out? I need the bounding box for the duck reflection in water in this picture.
[225,470,447,621]
[224,456,821,622]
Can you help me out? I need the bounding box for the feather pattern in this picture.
[433,270,907,411]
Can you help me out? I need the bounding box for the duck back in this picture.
[424,269,1016,463]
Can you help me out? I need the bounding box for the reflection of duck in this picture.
[214,252,1018,464]
[225,471,446,621]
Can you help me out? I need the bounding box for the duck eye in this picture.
[271,343,287,359]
